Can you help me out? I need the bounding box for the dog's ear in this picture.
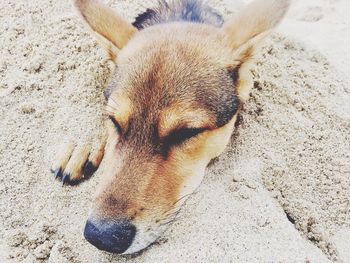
[74,0,137,60]
[222,0,290,60]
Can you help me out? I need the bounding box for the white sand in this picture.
[0,0,349,262]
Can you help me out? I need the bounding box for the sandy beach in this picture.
[0,0,349,262]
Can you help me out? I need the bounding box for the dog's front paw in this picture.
[50,137,106,186]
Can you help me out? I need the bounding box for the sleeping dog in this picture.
[51,0,290,255]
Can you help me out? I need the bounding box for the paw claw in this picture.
[62,173,70,186]
[83,161,97,179]
[52,168,62,179]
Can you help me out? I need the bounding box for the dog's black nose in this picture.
[84,219,136,254]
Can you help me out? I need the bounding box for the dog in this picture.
[51,0,290,255]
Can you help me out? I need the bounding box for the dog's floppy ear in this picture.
[222,0,290,59]
[74,0,137,60]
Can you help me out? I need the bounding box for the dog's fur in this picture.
[51,0,290,254]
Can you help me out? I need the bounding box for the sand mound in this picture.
[237,34,350,260]
[0,0,349,262]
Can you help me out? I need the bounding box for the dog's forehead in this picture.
[116,23,235,80]
[109,23,240,128]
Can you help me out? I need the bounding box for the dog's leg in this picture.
[51,133,106,185]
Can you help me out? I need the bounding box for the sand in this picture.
[0,0,349,262]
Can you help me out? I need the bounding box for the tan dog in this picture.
[51,0,290,255]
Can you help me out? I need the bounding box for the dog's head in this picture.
[75,0,289,254]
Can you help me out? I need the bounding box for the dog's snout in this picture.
[84,218,136,254]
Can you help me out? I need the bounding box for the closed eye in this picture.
[165,127,207,147]
[108,116,122,134]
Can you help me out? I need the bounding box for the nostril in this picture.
[84,219,136,254]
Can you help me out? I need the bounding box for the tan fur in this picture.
[51,142,75,173]
[107,92,132,130]
[223,0,290,49]
[55,0,290,254]
[236,62,254,102]
[89,136,106,168]
[159,103,216,138]
[88,23,247,247]
[74,0,137,60]
[63,144,91,181]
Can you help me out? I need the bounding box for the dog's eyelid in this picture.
[164,127,207,145]
[108,115,122,133]
[176,127,207,134]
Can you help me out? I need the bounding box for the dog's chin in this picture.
[122,223,170,255]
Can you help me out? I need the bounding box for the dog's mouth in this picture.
[122,221,172,254]
[83,209,179,254]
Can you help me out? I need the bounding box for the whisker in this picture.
[103,108,117,114]
[105,105,119,112]
[160,218,177,226]
[161,207,181,220]
[103,110,115,117]
[160,192,197,217]
[161,206,178,216]
[105,104,118,109]
[172,190,199,207]
[233,59,244,64]
[108,96,119,107]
